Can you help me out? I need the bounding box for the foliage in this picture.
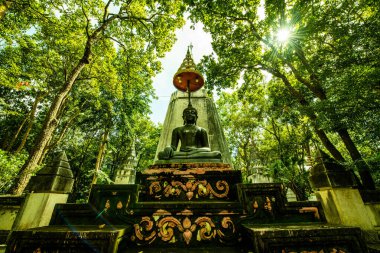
[188,0,380,188]
[134,120,162,171]
[217,80,313,200]
[1,0,379,199]
[0,0,185,196]
[0,150,28,193]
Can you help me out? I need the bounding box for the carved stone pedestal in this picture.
[138,163,240,202]
[128,163,243,247]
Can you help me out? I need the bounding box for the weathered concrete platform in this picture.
[7,225,130,253]
[242,223,368,253]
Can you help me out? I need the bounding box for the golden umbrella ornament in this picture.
[173,46,205,106]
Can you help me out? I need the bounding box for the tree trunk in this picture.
[313,127,345,162]
[290,181,307,201]
[68,135,94,202]
[337,128,376,189]
[270,118,284,161]
[288,47,376,188]
[51,110,80,148]
[6,93,43,152]
[9,61,87,195]
[38,109,80,165]
[91,129,109,186]
[8,11,118,195]
[262,65,346,163]
[15,92,44,154]
[5,112,29,151]
[37,96,72,165]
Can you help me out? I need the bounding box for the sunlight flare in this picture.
[276,28,291,43]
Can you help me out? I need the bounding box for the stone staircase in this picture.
[6,163,369,252]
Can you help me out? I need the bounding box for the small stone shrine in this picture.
[5,49,375,253]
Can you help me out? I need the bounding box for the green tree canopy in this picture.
[0,0,185,195]
[188,0,379,189]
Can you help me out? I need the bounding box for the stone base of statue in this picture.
[138,163,240,202]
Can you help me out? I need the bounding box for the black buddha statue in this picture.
[158,105,222,160]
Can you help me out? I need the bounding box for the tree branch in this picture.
[103,0,113,23]
[107,36,127,50]
[80,0,90,38]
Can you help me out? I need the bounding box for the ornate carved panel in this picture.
[138,167,241,202]
[148,179,229,200]
[237,183,325,223]
[131,212,240,246]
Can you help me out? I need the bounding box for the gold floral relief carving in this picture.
[133,216,156,244]
[133,215,236,245]
[216,217,235,238]
[148,179,229,200]
[157,216,198,244]
[195,217,216,241]
[149,181,161,195]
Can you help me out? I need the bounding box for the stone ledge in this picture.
[242,223,368,253]
[147,162,231,170]
[6,225,130,253]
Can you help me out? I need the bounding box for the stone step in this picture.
[50,201,244,227]
[242,223,369,253]
[120,246,243,253]
[8,223,369,252]
[6,225,129,253]
[7,225,246,252]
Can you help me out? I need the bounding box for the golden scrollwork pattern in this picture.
[149,181,161,195]
[216,217,237,244]
[148,179,229,200]
[195,217,216,241]
[132,215,237,246]
[132,216,157,244]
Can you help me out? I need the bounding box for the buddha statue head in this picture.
[183,106,198,125]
